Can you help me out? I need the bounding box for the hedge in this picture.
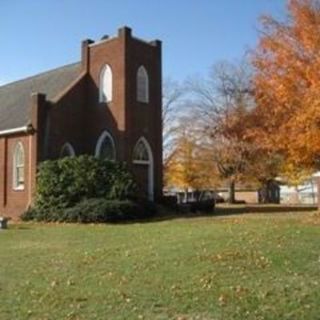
[21,155,155,222]
[33,155,138,214]
[21,198,156,223]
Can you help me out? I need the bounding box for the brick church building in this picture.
[0,27,163,219]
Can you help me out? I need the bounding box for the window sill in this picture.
[13,186,25,191]
[99,100,113,104]
[137,100,149,104]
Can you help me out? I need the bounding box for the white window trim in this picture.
[137,65,149,103]
[95,130,116,160]
[60,142,76,158]
[13,142,25,191]
[99,64,113,103]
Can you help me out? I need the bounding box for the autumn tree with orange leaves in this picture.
[164,115,219,197]
[253,0,320,171]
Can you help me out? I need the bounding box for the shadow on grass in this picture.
[132,204,318,224]
[214,204,317,216]
[9,205,318,227]
[8,224,32,231]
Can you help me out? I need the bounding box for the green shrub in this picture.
[137,199,157,218]
[189,199,215,213]
[33,155,138,216]
[21,207,38,221]
[20,155,159,223]
[22,198,156,223]
[21,206,61,222]
[64,198,143,223]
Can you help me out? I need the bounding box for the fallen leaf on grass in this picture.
[218,293,228,306]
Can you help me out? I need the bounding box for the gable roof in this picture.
[0,62,82,132]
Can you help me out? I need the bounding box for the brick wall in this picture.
[0,134,33,219]
[46,26,163,200]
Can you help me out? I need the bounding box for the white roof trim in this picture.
[0,126,30,137]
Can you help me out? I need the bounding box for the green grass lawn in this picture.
[0,208,319,320]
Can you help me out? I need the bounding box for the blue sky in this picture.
[0,0,286,85]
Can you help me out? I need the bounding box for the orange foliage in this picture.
[164,123,218,190]
[253,0,320,169]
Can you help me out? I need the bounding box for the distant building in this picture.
[280,177,318,205]
[0,27,163,219]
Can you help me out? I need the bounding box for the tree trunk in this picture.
[316,177,320,209]
[259,180,280,204]
[259,182,270,204]
[293,186,300,204]
[185,188,188,203]
[228,180,236,204]
[194,189,201,202]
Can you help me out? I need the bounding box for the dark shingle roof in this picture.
[0,62,82,131]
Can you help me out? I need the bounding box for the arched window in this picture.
[133,138,150,163]
[95,131,116,160]
[133,137,154,200]
[137,66,149,103]
[60,143,76,158]
[13,142,25,190]
[99,64,113,103]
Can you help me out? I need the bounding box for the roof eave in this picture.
[0,125,32,137]
[51,71,87,103]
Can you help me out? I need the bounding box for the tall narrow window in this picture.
[133,138,150,163]
[99,64,113,102]
[13,142,25,190]
[132,137,154,201]
[137,66,149,103]
[95,131,116,160]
